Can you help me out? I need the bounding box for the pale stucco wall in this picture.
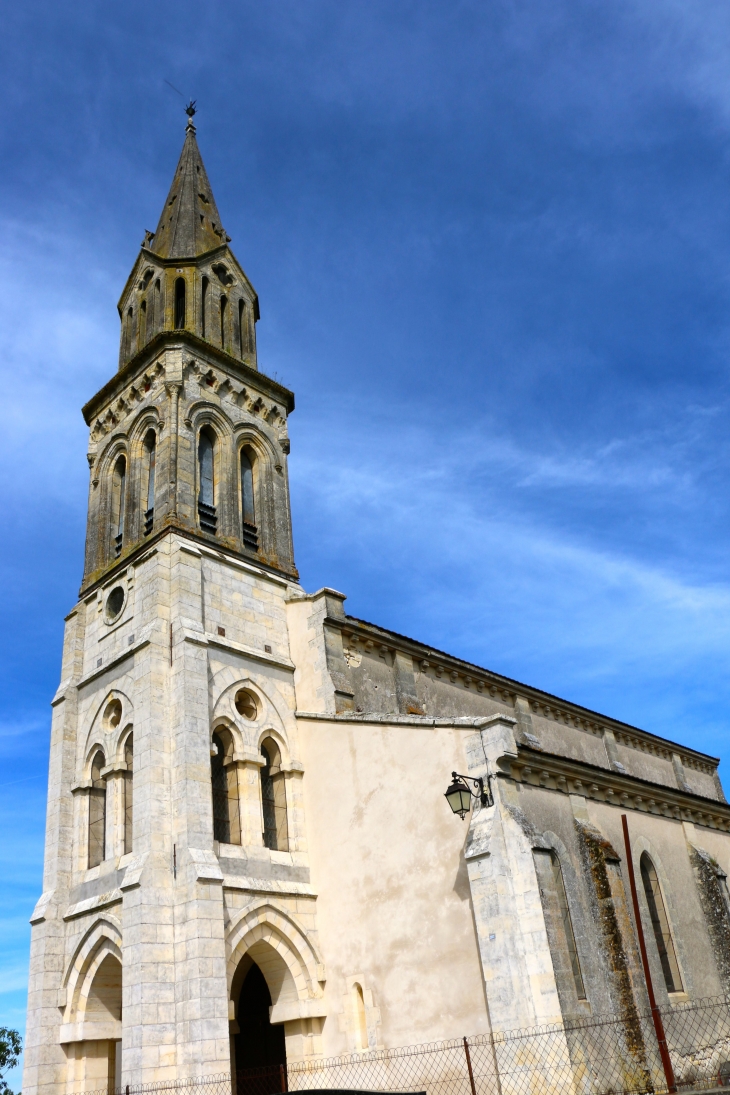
[299,716,491,1052]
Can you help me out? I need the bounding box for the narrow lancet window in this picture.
[123,733,133,855]
[197,427,217,534]
[201,276,209,338]
[640,854,683,993]
[238,299,246,356]
[260,738,288,852]
[220,295,228,350]
[88,750,107,868]
[112,455,126,558]
[550,851,586,999]
[126,307,134,358]
[154,278,161,334]
[174,277,186,329]
[211,730,241,845]
[354,983,368,1050]
[139,298,147,345]
[533,848,586,1001]
[144,431,156,535]
[240,448,258,551]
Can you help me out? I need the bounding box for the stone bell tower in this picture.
[83,106,296,585]
[23,109,323,1095]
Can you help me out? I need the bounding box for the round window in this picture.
[103,699,122,729]
[235,689,258,720]
[105,586,125,622]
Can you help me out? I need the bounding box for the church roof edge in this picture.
[339,612,721,768]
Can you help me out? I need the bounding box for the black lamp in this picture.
[444,771,493,820]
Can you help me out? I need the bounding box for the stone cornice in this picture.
[78,524,298,599]
[295,711,514,729]
[183,625,295,672]
[82,330,294,425]
[75,631,152,691]
[506,746,730,830]
[334,615,719,774]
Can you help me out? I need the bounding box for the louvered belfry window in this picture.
[144,431,156,536]
[198,427,217,534]
[240,448,258,551]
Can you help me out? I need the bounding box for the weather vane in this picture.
[185,99,197,118]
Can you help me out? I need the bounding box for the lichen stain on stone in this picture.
[504,802,548,849]
[690,845,730,993]
[576,819,653,1091]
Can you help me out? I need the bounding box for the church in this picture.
[22,110,730,1095]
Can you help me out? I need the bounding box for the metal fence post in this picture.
[463,1036,478,1095]
[279,1063,287,1092]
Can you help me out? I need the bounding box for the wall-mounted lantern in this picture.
[444,771,493,820]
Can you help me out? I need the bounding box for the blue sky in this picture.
[3,0,730,1081]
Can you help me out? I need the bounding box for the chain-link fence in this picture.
[86,994,730,1095]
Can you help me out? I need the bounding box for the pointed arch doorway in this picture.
[233,959,286,1081]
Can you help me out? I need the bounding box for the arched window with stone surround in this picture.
[88,750,107,868]
[260,737,288,852]
[143,430,156,536]
[640,853,683,993]
[238,299,246,356]
[201,276,209,338]
[240,447,258,551]
[211,729,241,845]
[220,294,228,350]
[197,426,217,534]
[111,455,126,559]
[353,983,368,1050]
[174,277,186,329]
[533,847,586,1001]
[123,733,133,855]
[125,307,134,358]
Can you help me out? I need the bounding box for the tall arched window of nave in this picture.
[197,426,217,534]
[88,750,107,868]
[640,853,683,993]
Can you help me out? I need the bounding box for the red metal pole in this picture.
[279,1063,288,1093]
[463,1036,477,1095]
[621,813,677,1093]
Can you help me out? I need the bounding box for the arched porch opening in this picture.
[230,941,294,1082]
[65,951,123,1093]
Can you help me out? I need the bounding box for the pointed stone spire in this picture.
[148,105,230,259]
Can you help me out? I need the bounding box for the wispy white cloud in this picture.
[291,410,730,742]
